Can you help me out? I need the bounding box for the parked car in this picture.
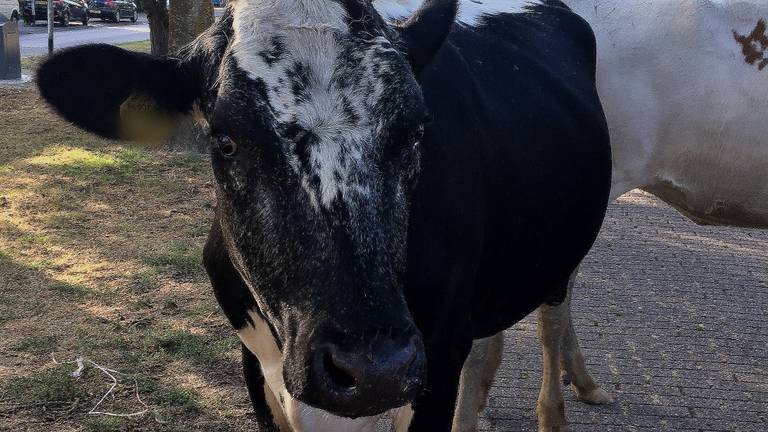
[21,0,89,26]
[88,0,136,23]
[0,0,21,23]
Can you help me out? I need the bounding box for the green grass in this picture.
[170,153,208,173]
[127,268,161,293]
[116,40,151,54]
[149,329,238,367]
[28,146,150,180]
[84,417,131,432]
[74,322,237,369]
[50,280,94,299]
[0,365,83,406]
[10,335,58,352]
[144,241,205,280]
[1,363,204,431]
[158,387,201,414]
[17,234,52,246]
[21,39,151,72]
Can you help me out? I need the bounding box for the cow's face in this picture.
[37,0,457,420]
[209,0,428,417]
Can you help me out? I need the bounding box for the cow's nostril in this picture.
[403,336,425,383]
[323,351,357,391]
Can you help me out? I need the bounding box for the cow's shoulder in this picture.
[463,1,598,73]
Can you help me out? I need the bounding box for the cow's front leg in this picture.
[408,336,472,432]
[537,299,569,432]
[451,333,504,432]
[557,284,613,405]
[242,344,292,431]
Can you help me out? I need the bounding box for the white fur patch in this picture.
[374,0,539,26]
[237,309,382,432]
[230,0,395,210]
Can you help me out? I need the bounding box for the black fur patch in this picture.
[259,36,288,67]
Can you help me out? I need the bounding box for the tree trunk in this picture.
[169,0,214,52]
[145,0,169,56]
[167,0,215,153]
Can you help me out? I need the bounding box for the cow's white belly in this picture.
[565,0,768,226]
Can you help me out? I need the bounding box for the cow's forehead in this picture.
[228,0,411,210]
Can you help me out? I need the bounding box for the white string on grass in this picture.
[51,354,149,418]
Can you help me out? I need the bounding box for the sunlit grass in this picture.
[26,146,149,178]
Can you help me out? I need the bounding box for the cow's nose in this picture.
[311,334,425,416]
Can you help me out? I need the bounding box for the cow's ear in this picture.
[395,0,458,73]
[37,44,198,143]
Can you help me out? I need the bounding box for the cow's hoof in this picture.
[575,386,614,405]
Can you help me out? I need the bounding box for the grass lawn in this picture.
[0,78,257,429]
[21,40,152,72]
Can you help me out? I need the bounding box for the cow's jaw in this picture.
[237,309,384,432]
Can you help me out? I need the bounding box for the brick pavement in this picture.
[477,190,768,431]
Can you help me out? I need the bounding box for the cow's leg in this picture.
[537,291,569,432]
[451,333,504,432]
[242,344,292,431]
[408,334,472,432]
[391,405,414,432]
[557,285,613,405]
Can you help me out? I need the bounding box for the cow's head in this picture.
[38,0,458,421]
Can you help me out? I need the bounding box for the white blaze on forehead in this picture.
[231,0,389,209]
[374,0,538,25]
[237,309,381,432]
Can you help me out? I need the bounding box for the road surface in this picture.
[18,9,224,58]
[19,15,149,57]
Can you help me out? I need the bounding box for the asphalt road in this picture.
[18,9,225,58]
[19,14,149,57]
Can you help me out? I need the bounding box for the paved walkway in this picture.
[478,190,768,431]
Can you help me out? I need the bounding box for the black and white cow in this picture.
[36,0,611,430]
[457,1,768,431]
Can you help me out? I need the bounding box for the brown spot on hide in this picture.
[733,19,768,71]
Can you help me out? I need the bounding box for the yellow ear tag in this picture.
[119,94,179,144]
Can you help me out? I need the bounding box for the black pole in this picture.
[47,0,53,54]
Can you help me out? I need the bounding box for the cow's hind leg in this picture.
[451,333,504,432]
[557,275,613,405]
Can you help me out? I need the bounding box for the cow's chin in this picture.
[236,308,390,431]
[282,396,383,432]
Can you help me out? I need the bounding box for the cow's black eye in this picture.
[217,135,237,158]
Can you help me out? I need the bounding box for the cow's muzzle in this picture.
[300,332,426,417]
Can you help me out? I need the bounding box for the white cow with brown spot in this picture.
[458,1,768,431]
